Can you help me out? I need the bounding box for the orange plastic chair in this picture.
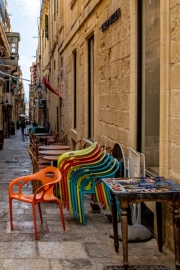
[8,166,65,240]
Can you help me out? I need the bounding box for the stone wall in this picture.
[40,0,180,251]
[58,0,135,152]
[170,0,180,183]
[160,0,180,252]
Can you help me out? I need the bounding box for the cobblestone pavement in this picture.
[0,127,176,270]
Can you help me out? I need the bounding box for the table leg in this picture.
[121,206,129,269]
[53,160,57,167]
[156,202,163,252]
[111,194,119,252]
[173,193,180,270]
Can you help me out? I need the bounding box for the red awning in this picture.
[43,77,62,98]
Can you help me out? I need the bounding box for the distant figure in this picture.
[20,119,26,135]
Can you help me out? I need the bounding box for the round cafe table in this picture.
[42,155,61,167]
[33,133,50,136]
[35,136,54,145]
[38,145,70,150]
[38,150,69,156]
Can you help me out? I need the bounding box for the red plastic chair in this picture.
[8,166,65,240]
[60,145,103,209]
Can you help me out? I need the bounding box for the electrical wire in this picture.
[0,70,31,81]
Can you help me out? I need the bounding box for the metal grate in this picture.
[104,266,171,270]
[4,161,18,163]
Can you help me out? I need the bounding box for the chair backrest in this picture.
[38,166,61,183]
[111,143,126,177]
[128,147,140,177]
[57,142,97,169]
[9,166,61,202]
[29,132,34,143]
[27,146,39,173]
[60,133,67,145]
[75,140,87,150]
[52,131,59,142]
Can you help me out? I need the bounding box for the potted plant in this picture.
[10,121,15,135]
[16,120,20,129]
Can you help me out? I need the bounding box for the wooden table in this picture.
[42,155,61,166]
[36,136,54,145]
[38,150,69,156]
[38,145,71,150]
[102,177,180,270]
[34,133,50,136]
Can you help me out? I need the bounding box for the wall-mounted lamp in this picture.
[36,84,42,93]
[1,98,4,105]
[0,95,9,105]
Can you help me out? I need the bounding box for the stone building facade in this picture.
[38,0,180,250]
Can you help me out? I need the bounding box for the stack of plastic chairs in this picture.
[57,142,121,225]
[69,152,113,218]
[57,142,98,205]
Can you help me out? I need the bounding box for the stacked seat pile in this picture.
[57,142,121,225]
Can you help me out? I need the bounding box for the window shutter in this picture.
[54,0,56,19]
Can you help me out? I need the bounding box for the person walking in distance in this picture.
[20,119,26,136]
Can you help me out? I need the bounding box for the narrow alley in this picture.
[0,130,176,270]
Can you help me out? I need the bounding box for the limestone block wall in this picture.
[96,1,131,151]
[40,0,61,133]
[40,0,180,251]
[58,0,136,152]
[169,1,180,183]
[160,0,180,252]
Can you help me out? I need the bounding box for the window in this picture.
[138,0,160,176]
[54,0,56,19]
[88,36,94,140]
[73,51,77,129]
[57,106,59,132]
[45,14,49,39]
[10,43,16,53]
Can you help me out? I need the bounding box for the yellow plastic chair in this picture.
[57,142,97,169]
[57,142,97,200]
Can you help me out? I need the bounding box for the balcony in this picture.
[5,32,20,67]
[40,0,49,30]
[0,21,10,58]
[30,91,35,98]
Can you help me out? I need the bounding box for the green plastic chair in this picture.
[57,142,97,201]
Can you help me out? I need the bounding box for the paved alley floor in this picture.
[0,127,177,270]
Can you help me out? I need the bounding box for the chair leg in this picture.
[32,203,38,240]
[9,198,13,230]
[37,203,43,223]
[58,201,65,231]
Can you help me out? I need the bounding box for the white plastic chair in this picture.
[128,147,145,224]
